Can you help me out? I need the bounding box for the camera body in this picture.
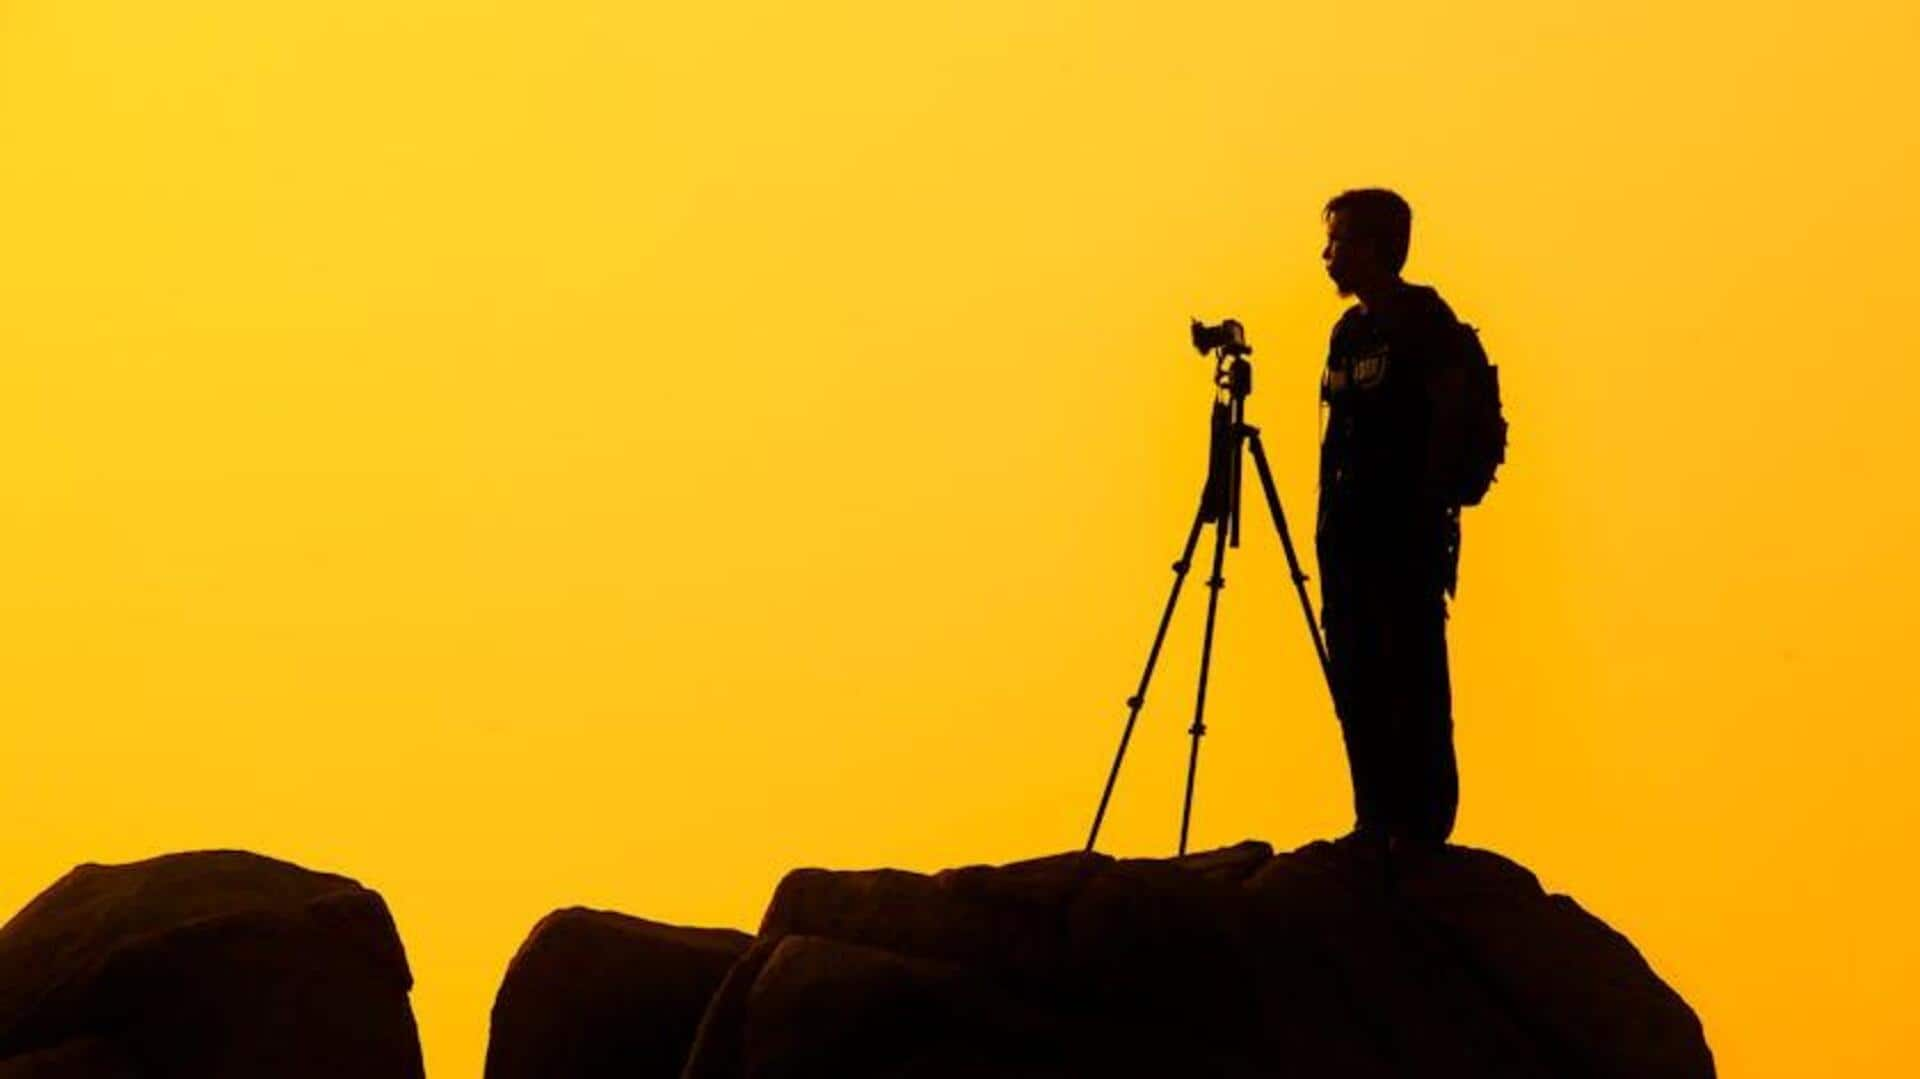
[1190,318,1251,358]
[1191,318,1254,400]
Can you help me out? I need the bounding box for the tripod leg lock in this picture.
[1207,575,1225,590]
[1172,560,1190,573]
[1126,694,1143,709]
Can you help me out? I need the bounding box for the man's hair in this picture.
[1324,188,1412,275]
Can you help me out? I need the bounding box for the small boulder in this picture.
[485,908,750,1079]
[0,850,423,1079]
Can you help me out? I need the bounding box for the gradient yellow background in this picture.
[4,3,1916,1075]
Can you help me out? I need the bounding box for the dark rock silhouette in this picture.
[3,840,1710,1076]
[651,836,1709,1077]
[0,1038,138,1078]
[0,851,424,1079]
[486,908,750,1079]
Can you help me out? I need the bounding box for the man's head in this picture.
[1322,188,1411,299]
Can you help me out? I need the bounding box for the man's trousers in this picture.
[1316,539,1459,844]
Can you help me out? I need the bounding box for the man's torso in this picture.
[1317,283,1460,586]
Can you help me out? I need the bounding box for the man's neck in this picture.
[1354,276,1409,314]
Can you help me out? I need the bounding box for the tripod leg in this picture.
[1247,431,1335,698]
[1086,502,1210,853]
[1180,491,1235,856]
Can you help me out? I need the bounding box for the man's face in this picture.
[1321,210,1374,298]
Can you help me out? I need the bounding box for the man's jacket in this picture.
[1316,283,1463,592]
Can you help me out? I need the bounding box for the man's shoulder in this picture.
[1329,285,1466,354]
[1391,286,1472,365]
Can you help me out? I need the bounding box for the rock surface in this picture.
[486,908,751,1079]
[0,1038,139,1079]
[0,850,423,1079]
[673,836,1715,1078]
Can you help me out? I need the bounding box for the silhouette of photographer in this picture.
[1317,188,1503,849]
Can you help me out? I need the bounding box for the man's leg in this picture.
[1390,586,1457,843]
[1323,580,1396,837]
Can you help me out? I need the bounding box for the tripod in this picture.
[1085,334,1335,856]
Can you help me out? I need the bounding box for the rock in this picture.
[1363,841,1713,1078]
[757,851,1106,987]
[0,850,423,1079]
[730,935,1071,1079]
[1169,838,1275,884]
[485,908,750,1079]
[0,1039,140,1078]
[679,836,1714,1078]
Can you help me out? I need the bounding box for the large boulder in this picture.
[0,850,423,1079]
[678,836,1714,1078]
[485,908,751,1079]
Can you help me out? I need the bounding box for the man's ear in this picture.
[1356,238,1385,275]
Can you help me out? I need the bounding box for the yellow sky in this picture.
[3,3,1917,1075]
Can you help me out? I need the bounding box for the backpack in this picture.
[1433,321,1507,507]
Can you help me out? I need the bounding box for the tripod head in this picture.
[1189,318,1258,540]
[1190,317,1254,405]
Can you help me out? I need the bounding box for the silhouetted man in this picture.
[1316,188,1465,847]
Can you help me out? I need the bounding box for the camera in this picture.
[1190,318,1251,358]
